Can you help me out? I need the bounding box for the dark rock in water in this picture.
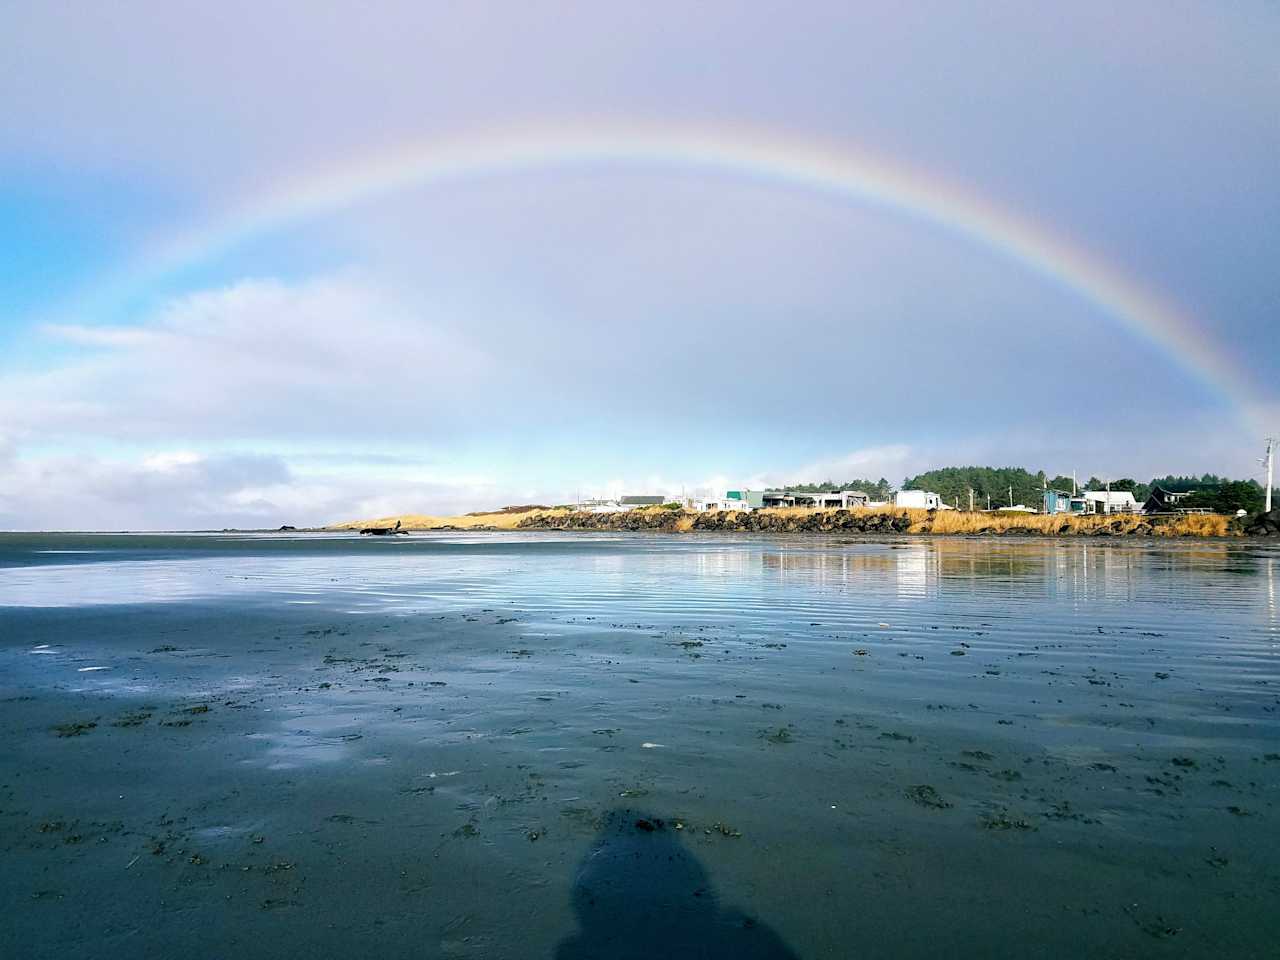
[1244,508,1280,536]
[278,525,297,531]
[360,519,407,536]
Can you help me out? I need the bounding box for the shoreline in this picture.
[329,504,1280,539]
[513,507,1261,538]
[3,534,1277,958]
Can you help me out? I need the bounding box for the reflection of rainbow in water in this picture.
[84,122,1266,428]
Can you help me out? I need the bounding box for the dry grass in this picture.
[331,504,1234,537]
[1156,513,1233,538]
[329,506,568,531]
[748,506,1233,537]
[921,509,1231,537]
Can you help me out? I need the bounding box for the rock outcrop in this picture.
[518,509,914,534]
[1245,508,1280,536]
[520,510,687,532]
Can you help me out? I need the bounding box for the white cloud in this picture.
[763,445,915,487]
[6,275,492,445]
[0,447,568,531]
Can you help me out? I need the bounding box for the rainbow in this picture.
[93,120,1266,423]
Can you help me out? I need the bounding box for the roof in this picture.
[620,495,665,505]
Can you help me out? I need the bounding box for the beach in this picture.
[2,532,1278,958]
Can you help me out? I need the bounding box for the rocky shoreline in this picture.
[517,507,1280,537]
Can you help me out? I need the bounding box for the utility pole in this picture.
[1264,438,1276,514]
[1072,471,1077,496]
[969,488,974,512]
[986,493,991,511]
[1008,485,1013,508]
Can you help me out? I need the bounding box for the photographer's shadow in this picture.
[555,809,799,959]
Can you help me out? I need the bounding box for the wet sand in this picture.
[1,533,1278,958]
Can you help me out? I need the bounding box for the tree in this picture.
[788,478,894,499]
[902,466,1045,510]
[1183,481,1265,515]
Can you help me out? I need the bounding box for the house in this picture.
[1142,486,1194,514]
[697,497,751,512]
[1081,490,1139,515]
[802,490,870,509]
[757,489,871,510]
[726,490,766,510]
[894,490,942,510]
[693,489,763,512]
[1043,489,1088,515]
[788,490,870,509]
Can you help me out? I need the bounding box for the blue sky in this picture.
[1,2,1277,528]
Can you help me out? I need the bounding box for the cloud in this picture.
[765,445,915,487]
[6,275,492,445]
[43,324,164,348]
[0,446,564,531]
[0,451,292,530]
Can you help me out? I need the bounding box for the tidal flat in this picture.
[1,532,1278,959]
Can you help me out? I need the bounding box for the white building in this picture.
[695,497,751,512]
[578,495,666,513]
[578,498,623,513]
[894,490,942,510]
[1081,490,1139,515]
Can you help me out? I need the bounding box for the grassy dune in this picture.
[329,507,568,531]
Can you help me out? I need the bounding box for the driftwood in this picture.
[360,519,406,536]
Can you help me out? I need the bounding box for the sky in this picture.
[1,2,1278,529]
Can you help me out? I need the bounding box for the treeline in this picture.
[896,466,1275,514]
[901,467,1049,510]
[787,478,895,500]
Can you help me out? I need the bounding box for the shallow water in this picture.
[1,532,1278,958]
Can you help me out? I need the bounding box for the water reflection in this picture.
[0,535,1274,632]
[1268,556,1277,635]
[556,809,798,960]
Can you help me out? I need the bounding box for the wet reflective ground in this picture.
[1,532,1278,958]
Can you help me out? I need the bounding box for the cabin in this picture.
[1142,486,1194,514]
[1043,489,1088,515]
